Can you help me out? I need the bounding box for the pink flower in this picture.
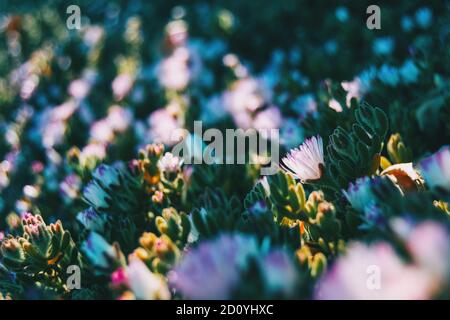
[106,105,132,133]
[281,135,325,182]
[147,108,181,146]
[112,74,134,101]
[405,221,449,280]
[111,267,128,288]
[253,106,282,133]
[82,143,106,160]
[315,242,436,300]
[223,78,269,114]
[328,98,343,112]
[157,47,190,91]
[341,77,369,107]
[90,120,114,144]
[68,79,91,100]
[83,26,104,46]
[31,161,44,174]
[168,234,259,299]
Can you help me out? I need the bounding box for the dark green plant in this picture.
[326,102,389,189]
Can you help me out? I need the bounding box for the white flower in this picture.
[158,152,184,173]
[126,257,170,300]
[418,146,450,192]
[281,135,324,182]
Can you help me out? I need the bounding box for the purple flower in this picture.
[169,234,259,299]
[92,164,121,188]
[261,250,298,296]
[83,180,110,210]
[60,173,81,199]
[82,232,116,269]
[418,146,450,192]
[343,177,377,212]
[77,207,105,232]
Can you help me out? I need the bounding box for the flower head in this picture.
[60,173,82,200]
[168,234,259,299]
[261,250,298,296]
[77,207,105,232]
[343,177,388,228]
[343,177,377,212]
[158,152,184,173]
[157,47,190,91]
[126,256,170,300]
[281,135,324,182]
[92,164,121,189]
[418,146,450,192]
[82,232,116,269]
[315,242,436,300]
[111,267,128,288]
[148,108,181,146]
[83,181,110,210]
[106,105,132,133]
[112,74,134,101]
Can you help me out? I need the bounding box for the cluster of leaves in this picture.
[326,103,389,190]
[0,214,82,298]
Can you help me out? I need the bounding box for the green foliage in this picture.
[241,183,301,248]
[81,164,149,253]
[191,188,242,239]
[0,214,82,295]
[326,102,389,189]
[266,171,307,221]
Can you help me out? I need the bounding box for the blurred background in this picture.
[0,0,448,226]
